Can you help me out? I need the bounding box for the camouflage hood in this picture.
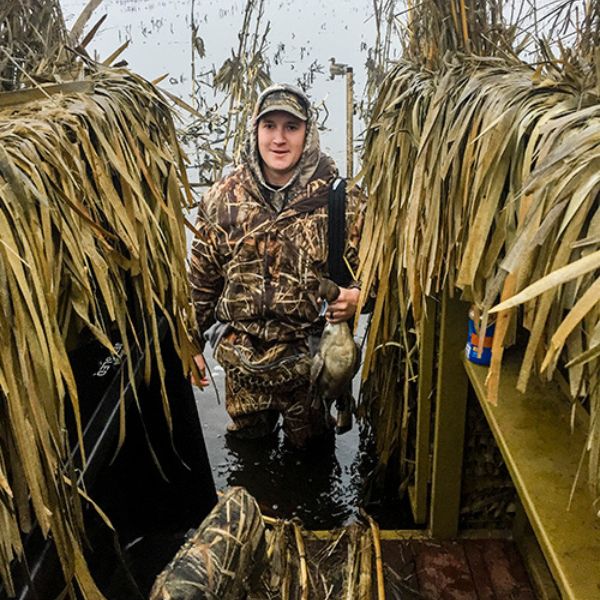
[242,83,336,208]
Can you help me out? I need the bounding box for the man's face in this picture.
[257,110,307,186]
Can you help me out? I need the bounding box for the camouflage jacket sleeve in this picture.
[188,201,225,352]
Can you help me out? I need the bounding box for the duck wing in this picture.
[310,351,324,386]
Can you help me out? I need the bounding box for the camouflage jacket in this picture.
[189,85,366,351]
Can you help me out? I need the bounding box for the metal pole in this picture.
[346,66,354,179]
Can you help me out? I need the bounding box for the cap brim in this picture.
[257,104,307,121]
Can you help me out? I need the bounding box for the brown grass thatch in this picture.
[0,66,197,597]
[358,0,600,500]
[0,0,74,91]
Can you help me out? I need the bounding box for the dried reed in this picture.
[358,0,600,501]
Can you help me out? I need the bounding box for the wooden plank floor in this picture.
[382,538,536,599]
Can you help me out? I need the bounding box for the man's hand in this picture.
[326,287,360,324]
[191,353,210,388]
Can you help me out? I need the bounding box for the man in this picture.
[189,84,366,448]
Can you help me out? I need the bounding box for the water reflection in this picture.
[223,432,352,529]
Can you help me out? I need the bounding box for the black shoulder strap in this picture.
[328,178,352,286]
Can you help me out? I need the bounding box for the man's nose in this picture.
[273,127,286,143]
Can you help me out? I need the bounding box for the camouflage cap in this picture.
[256,90,308,122]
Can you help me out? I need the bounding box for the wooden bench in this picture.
[465,352,600,600]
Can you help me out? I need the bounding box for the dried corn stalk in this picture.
[358,0,600,498]
[0,0,74,90]
[184,0,272,185]
[0,67,197,596]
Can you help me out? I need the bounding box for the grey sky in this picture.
[60,0,390,168]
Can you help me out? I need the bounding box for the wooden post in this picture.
[429,289,468,538]
[409,295,437,524]
[346,67,354,179]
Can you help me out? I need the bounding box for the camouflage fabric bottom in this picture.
[215,330,312,392]
[149,487,266,599]
[215,330,331,447]
[225,375,331,448]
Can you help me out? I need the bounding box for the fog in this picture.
[60,0,398,170]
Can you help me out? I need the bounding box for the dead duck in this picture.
[310,279,360,433]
